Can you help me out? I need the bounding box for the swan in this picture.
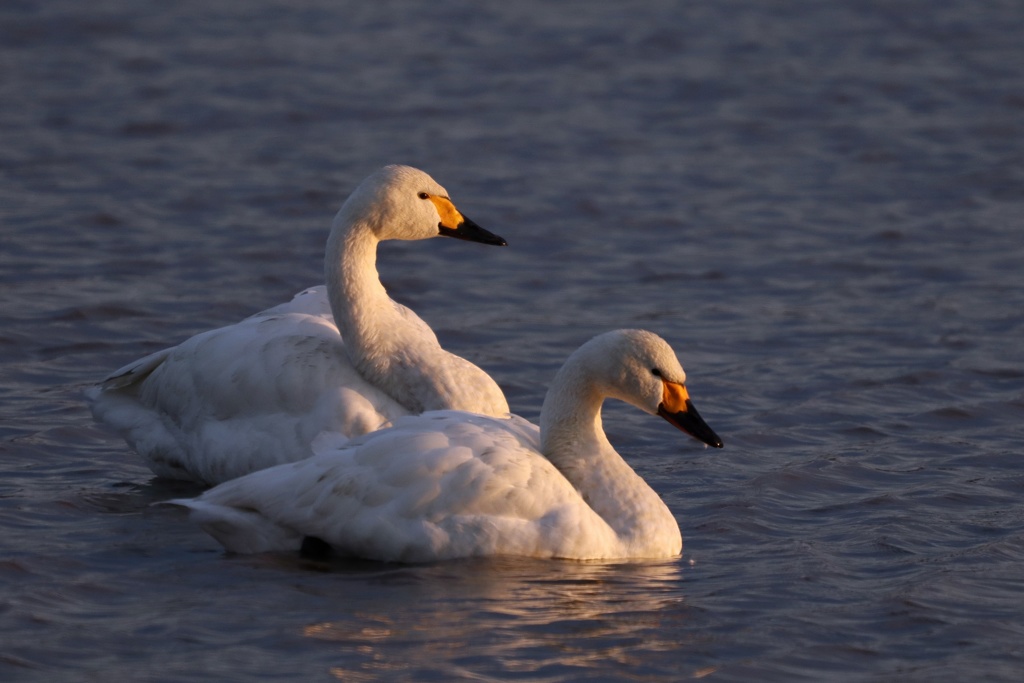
[88,165,510,485]
[166,330,724,562]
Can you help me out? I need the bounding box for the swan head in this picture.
[577,329,724,449]
[334,165,507,246]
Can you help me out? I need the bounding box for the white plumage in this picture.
[88,165,509,485]
[168,330,724,562]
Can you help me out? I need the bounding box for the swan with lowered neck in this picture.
[167,330,724,562]
[88,165,509,485]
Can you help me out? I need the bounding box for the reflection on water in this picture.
[294,559,705,680]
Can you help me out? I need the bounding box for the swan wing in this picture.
[89,287,409,484]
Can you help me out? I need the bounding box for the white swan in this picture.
[88,165,510,485]
[167,330,724,562]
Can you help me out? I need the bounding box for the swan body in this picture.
[168,330,724,561]
[89,165,510,485]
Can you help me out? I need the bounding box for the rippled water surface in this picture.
[3,1,1024,680]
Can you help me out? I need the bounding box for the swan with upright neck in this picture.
[167,330,724,562]
[88,165,509,485]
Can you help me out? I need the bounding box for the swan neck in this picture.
[324,216,389,342]
[539,353,679,554]
[540,370,607,458]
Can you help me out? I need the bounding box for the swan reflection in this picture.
[299,557,703,680]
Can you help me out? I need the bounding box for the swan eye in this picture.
[651,368,662,377]
[417,192,429,200]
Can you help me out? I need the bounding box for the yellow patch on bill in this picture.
[427,195,465,229]
[661,381,690,413]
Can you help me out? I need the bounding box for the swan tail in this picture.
[160,499,303,554]
[95,348,173,392]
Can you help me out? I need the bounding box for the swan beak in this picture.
[657,381,724,448]
[439,214,507,246]
[429,195,507,246]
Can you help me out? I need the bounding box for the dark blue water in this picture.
[3,1,1024,680]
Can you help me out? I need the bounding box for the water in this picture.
[3,0,1024,680]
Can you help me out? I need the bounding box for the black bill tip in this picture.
[658,399,724,448]
[438,215,507,246]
